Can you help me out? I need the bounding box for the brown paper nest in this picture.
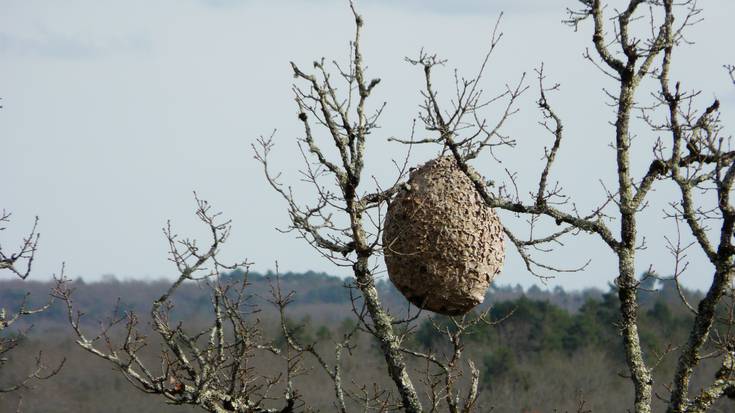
[382,156,505,315]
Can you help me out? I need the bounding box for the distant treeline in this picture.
[3,270,731,412]
[0,269,700,327]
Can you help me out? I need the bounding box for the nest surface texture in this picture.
[383,156,505,315]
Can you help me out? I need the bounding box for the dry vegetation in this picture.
[0,275,732,412]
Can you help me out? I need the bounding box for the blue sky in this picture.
[2,0,734,290]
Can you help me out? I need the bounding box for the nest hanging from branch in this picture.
[382,156,505,315]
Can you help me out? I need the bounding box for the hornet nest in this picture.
[382,156,505,315]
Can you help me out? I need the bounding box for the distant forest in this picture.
[0,271,732,412]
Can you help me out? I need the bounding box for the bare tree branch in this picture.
[54,197,300,413]
[0,212,64,396]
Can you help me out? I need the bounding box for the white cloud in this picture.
[0,31,149,58]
